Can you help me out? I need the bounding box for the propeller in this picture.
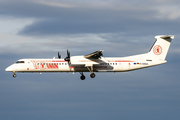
[58,51,61,59]
[100,52,103,57]
[64,49,70,62]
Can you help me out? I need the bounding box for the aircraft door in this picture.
[118,62,122,71]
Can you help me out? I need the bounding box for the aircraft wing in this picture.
[84,50,103,59]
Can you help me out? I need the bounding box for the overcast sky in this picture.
[0,0,180,120]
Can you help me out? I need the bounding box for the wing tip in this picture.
[84,50,104,59]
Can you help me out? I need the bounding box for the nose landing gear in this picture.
[13,72,16,78]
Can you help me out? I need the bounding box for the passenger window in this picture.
[59,63,61,65]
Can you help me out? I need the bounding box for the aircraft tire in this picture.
[90,73,95,78]
[13,74,16,78]
[80,75,85,80]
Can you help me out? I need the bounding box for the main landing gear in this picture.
[90,73,95,78]
[79,65,96,80]
[79,72,96,80]
[80,72,86,80]
[87,65,95,79]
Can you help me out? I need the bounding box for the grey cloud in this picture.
[21,19,180,37]
[0,1,60,18]
[1,1,180,120]
[1,1,179,36]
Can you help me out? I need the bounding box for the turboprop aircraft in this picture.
[5,35,174,80]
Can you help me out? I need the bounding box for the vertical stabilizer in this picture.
[147,35,174,61]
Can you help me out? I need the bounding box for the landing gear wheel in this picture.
[13,74,16,78]
[80,75,86,80]
[79,72,86,80]
[90,73,95,78]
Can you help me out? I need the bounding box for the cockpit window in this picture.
[15,61,25,64]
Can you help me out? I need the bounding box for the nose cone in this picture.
[5,66,13,72]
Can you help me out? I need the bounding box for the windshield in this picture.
[15,61,25,64]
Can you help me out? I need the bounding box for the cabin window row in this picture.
[36,62,118,66]
[100,63,118,65]
[37,63,68,65]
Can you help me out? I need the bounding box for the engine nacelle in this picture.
[70,56,102,66]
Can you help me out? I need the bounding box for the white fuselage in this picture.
[5,56,166,73]
[5,35,174,80]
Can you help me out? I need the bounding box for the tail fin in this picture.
[147,35,174,61]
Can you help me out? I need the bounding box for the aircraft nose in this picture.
[5,66,13,72]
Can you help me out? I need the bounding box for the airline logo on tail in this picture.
[153,45,162,55]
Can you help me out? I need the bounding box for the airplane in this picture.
[5,35,174,80]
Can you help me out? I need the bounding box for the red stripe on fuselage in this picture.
[52,60,66,62]
[109,60,134,62]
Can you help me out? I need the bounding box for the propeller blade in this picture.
[58,51,61,59]
[64,49,71,62]
[67,49,70,58]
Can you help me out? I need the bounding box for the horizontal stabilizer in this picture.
[155,35,174,42]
